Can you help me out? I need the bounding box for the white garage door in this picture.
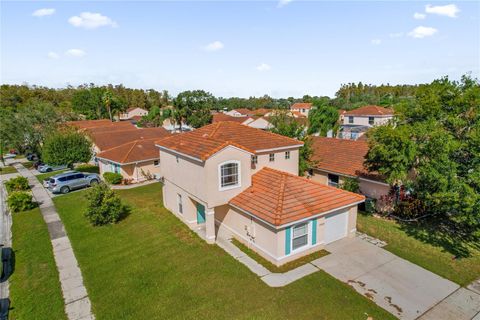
[324,211,348,244]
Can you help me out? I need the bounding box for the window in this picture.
[292,223,309,250]
[176,156,179,163]
[251,155,258,164]
[219,161,240,190]
[269,153,275,162]
[328,174,339,187]
[368,117,374,125]
[154,160,160,166]
[285,151,290,159]
[301,108,306,113]
[348,116,354,124]
[177,194,183,214]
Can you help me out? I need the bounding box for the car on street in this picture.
[38,164,68,173]
[45,171,100,194]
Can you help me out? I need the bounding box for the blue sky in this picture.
[1,1,479,97]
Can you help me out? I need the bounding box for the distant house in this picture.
[290,103,313,117]
[96,139,163,183]
[339,105,394,140]
[244,117,273,130]
[224,108,270,118]
[212,113,252,124]
[119,107,148,121]
[309,137,390,202]
[155,122,364,266]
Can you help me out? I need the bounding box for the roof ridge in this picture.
[274,172,286,225]
[122,140,141,163]
[208,122,222,138]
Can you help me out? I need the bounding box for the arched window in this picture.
[219,161,241,191]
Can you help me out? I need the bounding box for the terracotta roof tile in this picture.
[230,167,364,226]
[291,103,313,110]
[66,119,113,129]
[310,137,384,181]
[155,122,303,161]
[212,113,250,124]
[344,105,394,116]
[89,127,170,151]
[96,138,162,164]
[84,121,136,134]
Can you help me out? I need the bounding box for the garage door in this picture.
[324,211,348,244]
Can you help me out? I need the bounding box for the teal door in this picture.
[197,203,206,224]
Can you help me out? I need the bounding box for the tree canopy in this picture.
[173,90,214,128]
[307,99,340,136]
[42,130,92,168]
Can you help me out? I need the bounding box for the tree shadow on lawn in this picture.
[398,219,479,259]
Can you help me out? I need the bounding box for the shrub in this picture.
[75,164,100,174]
[103,172,123,185]
[84,183,128,226]
[5,176,30,193]
[339,177,360,193]
[7,192,36,212]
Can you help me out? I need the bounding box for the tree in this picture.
[307,103,340,136]
[365,75,480,240]
[173,90,214,128]
[85,183,128,226]
[42,130,92,168]
[103,90,114,121]
[269,111,312,176]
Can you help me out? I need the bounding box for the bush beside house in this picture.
[103,172,123,185]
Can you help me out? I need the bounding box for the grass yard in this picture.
[0,166,17,175]
[35,169,68,183]
[54,184,394,320]
[231,238,329,273]
[22,161,34,169]
[357,213,480,286]
[9,208,66,320]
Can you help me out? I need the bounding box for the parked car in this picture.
[26,153,39,161]
[2,153,16,160]
[45,171,100,194]
[38,164,68,173]
[33,160,44,170]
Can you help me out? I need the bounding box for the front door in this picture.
[196,203,206,224]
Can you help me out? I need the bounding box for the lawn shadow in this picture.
[398,220,479,259]
[0,247,15,282]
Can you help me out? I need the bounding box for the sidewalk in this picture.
[0,175,12,313]
[14,163,95,320]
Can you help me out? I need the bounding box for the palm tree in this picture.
[102,90,113,121]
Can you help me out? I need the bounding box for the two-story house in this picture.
[290,102,313,117]
[119,107,148,120]
[155,122,364,266]
[339,105,394,140]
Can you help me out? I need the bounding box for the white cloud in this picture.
[256,63,271,72]
[425,4,460,18]
[278,0,293,8]
[47,51,60,59]
[32,8,55,17]
[203,41,224,52]
[408,26,438,38]
[68,12,118,29]
[389,32,404,38]
[413,12,426,20]
[65,49,86,57]
[371,39,382,45]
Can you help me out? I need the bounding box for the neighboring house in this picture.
[309,136,390,202]
[155,122,364,266]
[244,117,273,130]
[224,108,252,117]
[212,113,252,124]
[66,119,115,130]
[83,121,136,134]
[339,105,394,140]
[290,102,313,117]
[162,118,192,132]
[96,138,163,183]
[119,107,148,120]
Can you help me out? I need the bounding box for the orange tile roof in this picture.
[232,108,253,115]
[84,121,136,134]
[96,138,162,164]
[291,103,313,110]
[310,137,384,181]
[89,127,170,151]
[230,167,364,226]
[291,110,307,118]
[155,122,303,161]
[212,113,250,124]
[344,105,394,116]
[66,119,114,129]
[126,107,147,113]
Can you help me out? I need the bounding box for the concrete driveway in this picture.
[311,237,460,319]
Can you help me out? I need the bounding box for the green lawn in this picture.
[53,184,394,320]
[22,161,34,169]
[36,170,68,183]
[232,238,329,273]
[9,208,66,320]
[0,166,17,175]
[357,213,480,286]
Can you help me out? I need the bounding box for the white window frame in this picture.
[251,155,258,164]
[177,193,183,214]
[218,160,241,191]
[269,153,275,162]
[368,116,375,125]
[291,222,310,252]
[285,151,290,160]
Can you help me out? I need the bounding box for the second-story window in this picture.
[348,116,354,124]
[219,161,240,190]
[285,151,290,160]
[368,117,374,125]
[154,160,160,166]
[269,153,275,162]
[251,155,258,164]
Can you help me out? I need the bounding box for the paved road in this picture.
[312,237,480,320]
